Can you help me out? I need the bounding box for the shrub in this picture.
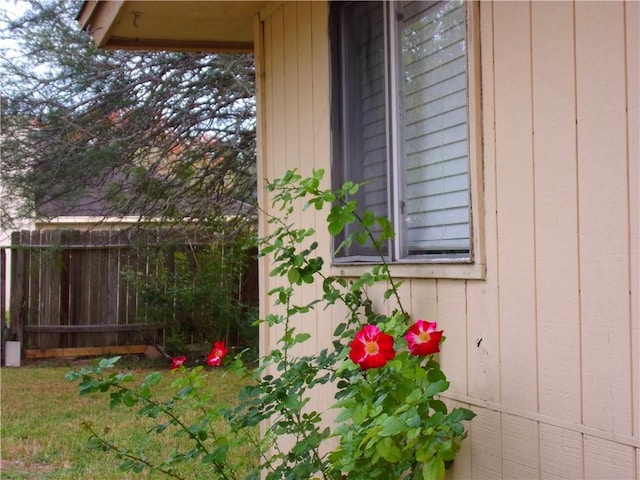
[124,237,258,353]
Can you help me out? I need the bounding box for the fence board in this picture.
[42,230,61,348]
[88,230,104,346]
[76,230,90,347]
[106,230,119,345]
[23,323,166,333]
[68,230,82,347]
[59,230,72,347]
[116,229,130,333]
[26,231,40,348]
[25,344,149,360]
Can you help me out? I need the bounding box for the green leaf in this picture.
[284,393,304,410]
[139,384,151,399]
[122,392,137,407]
[424,379,449,398]
[333,323,346,336]
[287,268,301,284]
[98,356,121,369]
[380,416,406,437]
[327,220,344,236]
[361,210,375,227]
[376,438,402,463]
[119,459,135,471]
[335,408,354,424]
[278,290,288,304]
[293,333,311,344]
[203,444,229,464]
[78,379,98,395]
[109,391,122,408]
[351,403,368,425]
[341,181,354,193]
[347,183,360,195]
[85,436,104,450]
[422,456,446,480]
[447,407,476,423]
[405,388,423,405]
[142,371,162,387]
[176,385,194,398]
[430,399,448,414]
[427,368,446,383]
[323,191,336,202]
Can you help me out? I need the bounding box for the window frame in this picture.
[329,0,484,279]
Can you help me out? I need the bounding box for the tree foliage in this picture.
[0,0,257,238]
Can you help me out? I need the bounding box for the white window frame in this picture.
[329,0,484,280]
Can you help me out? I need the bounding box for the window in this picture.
[330,1,480,268]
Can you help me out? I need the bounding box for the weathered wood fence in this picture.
[6,229,257,359]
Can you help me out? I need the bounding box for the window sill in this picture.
[329,261,486,280]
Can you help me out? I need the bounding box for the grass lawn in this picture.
[0,357,256,479]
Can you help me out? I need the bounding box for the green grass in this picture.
[1,357,257,479]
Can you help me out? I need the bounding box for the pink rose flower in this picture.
[349,324,396,371]
[206,341,229,367]
[170,355,186,370]
[405,320,443,356]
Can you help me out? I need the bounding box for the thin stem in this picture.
[83,422,186,480]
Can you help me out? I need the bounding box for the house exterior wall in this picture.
[255,1,639,478]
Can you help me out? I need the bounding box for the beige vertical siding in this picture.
[577,0,632,439]
[493,0,538,417]
[531,0,581,429]
[256,1,639,478]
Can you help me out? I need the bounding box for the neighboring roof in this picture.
[77,1,271,53]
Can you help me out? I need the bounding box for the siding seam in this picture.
[488,2,505,477]
[441,392,640,449]
[571,0,587,474]
[528,2,542,477]
[623,0,637,448]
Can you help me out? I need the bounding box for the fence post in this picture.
[1,248,5,328]
[9,232,25,350]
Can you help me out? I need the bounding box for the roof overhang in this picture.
[77,1,270,53]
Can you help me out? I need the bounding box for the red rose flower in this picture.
[206,341,228,367]
[170,355,186,370]
[349,324,396,371]
[405,320,443,356]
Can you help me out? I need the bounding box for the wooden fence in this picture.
[7,229,257,359]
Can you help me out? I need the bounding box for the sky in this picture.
[0,0,31,245]
[0,0,28,59]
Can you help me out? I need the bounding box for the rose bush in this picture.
[66,169,474,480]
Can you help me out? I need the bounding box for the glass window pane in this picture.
[338,1,388,257]
[400,0,470,255]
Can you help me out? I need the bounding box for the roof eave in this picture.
[77,1,265,54]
